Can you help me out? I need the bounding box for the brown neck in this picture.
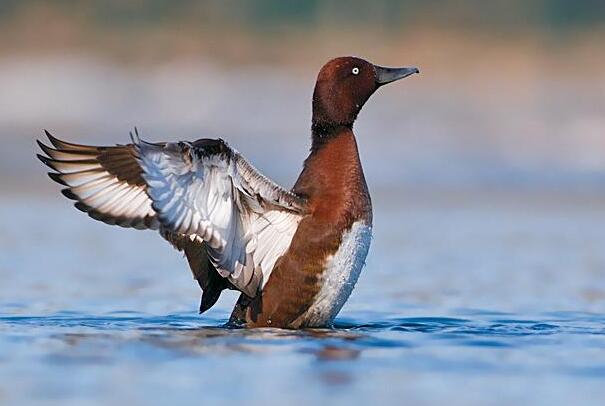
[293,128,371,223]
[311,84,357,150]
[310,121,352,152]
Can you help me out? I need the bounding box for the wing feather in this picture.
[135,138,306,296]
[37,131,159,230]
[38,131,307,301]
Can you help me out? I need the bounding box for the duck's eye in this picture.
[352,67,360,75]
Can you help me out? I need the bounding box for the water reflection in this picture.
[0,313,371,360]
[3,311,604,357]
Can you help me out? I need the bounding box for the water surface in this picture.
[1,193,605,405]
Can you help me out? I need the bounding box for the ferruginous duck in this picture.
[37,56,419,328]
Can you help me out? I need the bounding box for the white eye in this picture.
[352,67,360,75]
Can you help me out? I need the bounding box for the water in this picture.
[1,192,605,405]
[2,311,604,405]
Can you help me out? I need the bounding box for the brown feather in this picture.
[37,131,158,229]
[230,128,372,328]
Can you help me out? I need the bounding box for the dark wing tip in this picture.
[42,130,101,152]
[44,130,63,149]
[36,154,62,172]
[60,188,79,201]
[36,138,49,150]
[37,139,58,158]
[36,153,52,166]
[73,201,90,214]
[47,172,68,186]
[199,290,221,314]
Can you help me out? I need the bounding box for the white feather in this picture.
[295,221,372,327]
[136,140,304,296]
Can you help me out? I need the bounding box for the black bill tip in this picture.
[375,65,420,85]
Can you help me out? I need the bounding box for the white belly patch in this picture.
[297,221,372,327]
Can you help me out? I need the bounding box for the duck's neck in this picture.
[311,84,357,151]
[310,121,352,152]
[294,126,364,198]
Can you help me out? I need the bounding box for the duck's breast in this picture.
[295,220,372,327]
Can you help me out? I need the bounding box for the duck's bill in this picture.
[375,65,420,85]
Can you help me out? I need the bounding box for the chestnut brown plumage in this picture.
[37,56,419,329]
[230,57,418,327]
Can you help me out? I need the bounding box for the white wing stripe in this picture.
[135,139,304,296]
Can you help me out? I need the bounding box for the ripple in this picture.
[2,310,604,361]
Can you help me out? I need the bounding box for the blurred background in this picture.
[1,2,605,405]
[1,0,604,192]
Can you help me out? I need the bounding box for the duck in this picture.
[37,56,419,329]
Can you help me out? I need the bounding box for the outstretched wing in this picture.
[134,137,306,296]
[37,130,159,230]
[37,131,307,299]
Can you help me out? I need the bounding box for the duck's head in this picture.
[312,56,419,133]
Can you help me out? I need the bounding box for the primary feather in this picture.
[38,131,306,303]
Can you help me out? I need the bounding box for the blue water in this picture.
[2,310,604,405]
[1,193,605,405]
